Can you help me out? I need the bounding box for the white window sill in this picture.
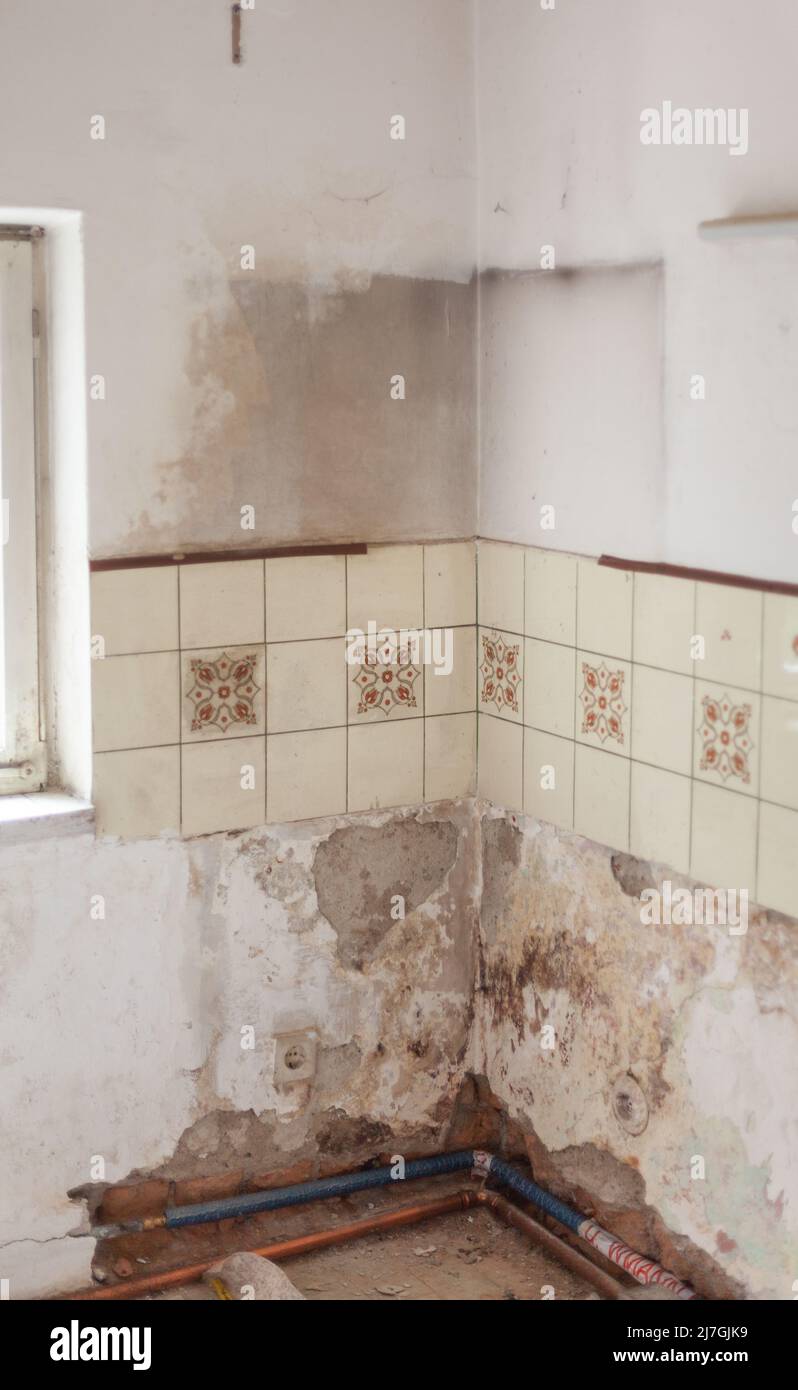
[0,791,94,845]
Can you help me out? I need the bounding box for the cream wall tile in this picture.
[575,652,631,757]
[479,628,523,723]
[760,695,798,811]
[92,652,180,752]
[425,713,476,800]
[762,593,798,701]
[425,627,475,717]
[347,545,423,632]
[182,735,265,836]
[574,744,630,849]
[576,560,633,660]
[633,572,695,675]
[524,638,575,738]
[348,643,423,723]
[695,582,762,691]
[523,729,574,829]
[268,638,346,733]
[94,746,180,838]
[757,802,798,918]
[182,646,264,743]
[477,714,522,809]
[690,781,757,893]
[478,540,524,634]
[91,567,178,655]
[631,665,693,775]
[179,560,265,648]
[348,721,423,811]
[630,763,691,871]
[524,549,577,645]
[265,555,345,642]
[693,681,760,798]
[424,542,476,628]
[267,728,346,823]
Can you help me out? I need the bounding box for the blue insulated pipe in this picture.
[481,1154,584,1233]
[163,1150,475,1230]
[87,1147,693,1297]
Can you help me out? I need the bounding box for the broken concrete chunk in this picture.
[203,1252,305,1301]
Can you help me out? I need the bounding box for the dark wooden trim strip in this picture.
[599,554,798,598]
[90,543,368,573]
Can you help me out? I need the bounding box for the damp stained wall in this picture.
[474,809,798,1301]
[0,804,480,1297]
[0,0,478,555]
[477,0,798,583]
[0,1,481,1298]
[0,0,796,1305]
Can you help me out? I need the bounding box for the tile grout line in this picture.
[446,623,781,701]
[97,719,798,818]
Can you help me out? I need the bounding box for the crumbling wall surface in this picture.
[0,801,479,1297]
[473,807,798,1300]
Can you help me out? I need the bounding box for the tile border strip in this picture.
[599,553,798,599]
[90,543,368,572]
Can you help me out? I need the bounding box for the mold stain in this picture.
[130,273,477,555]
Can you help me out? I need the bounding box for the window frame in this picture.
[0,231,46,793]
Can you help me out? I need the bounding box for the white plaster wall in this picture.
[480,265,665,557]
[477,0,798,582]
[0,832,199,1296]
[0,810,474,1297]
[0,0,477,554]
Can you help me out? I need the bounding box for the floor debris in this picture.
[203,1252,305,1301]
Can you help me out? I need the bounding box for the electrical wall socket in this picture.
[273,1029,317,1085]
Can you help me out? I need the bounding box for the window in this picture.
[0,231,46,793]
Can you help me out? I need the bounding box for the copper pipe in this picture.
[61,1189,477,1301]
[476,1190,630,1301]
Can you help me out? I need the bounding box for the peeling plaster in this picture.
[474,806,798,1299]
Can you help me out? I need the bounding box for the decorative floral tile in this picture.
[579,659,627,748]
[182,646,265,742]
[479,629,522,720]
[351,640,421,720]
[696,688,754,787]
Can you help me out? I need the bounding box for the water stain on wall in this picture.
[129,273,477,556]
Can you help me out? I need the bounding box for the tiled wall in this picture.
[477,541,798,918]
[90,544,476,838]
[90,536,798,918]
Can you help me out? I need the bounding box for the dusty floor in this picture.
[93,1177,601,1302]
[150,1208,598,1302]
[282,1208,598,1301]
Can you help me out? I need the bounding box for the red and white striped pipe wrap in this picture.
[579,1220,695,1299]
